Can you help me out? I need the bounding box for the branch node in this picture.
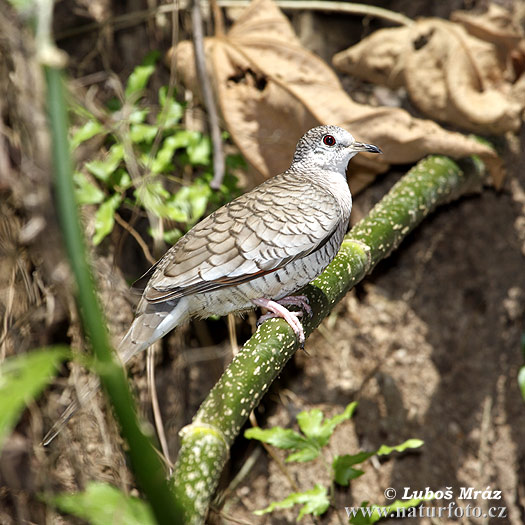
[342,239,372,273]
[180,422,230,451]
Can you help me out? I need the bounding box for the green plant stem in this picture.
[45,65,183,525]
[170,155,486,523]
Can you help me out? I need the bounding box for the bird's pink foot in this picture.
[252,296,310,347]
[275,295,312,317]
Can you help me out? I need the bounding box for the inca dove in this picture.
[43,125,381,444]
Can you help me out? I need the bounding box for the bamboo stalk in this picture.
[170,155,485,523]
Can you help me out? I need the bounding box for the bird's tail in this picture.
[117,297,189,364]
[42,298,189,446]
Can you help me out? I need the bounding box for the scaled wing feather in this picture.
[144,174,342,303]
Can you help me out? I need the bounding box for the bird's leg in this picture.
[256,307,304,326]
[252,297,308,347]
[274,295,312,317]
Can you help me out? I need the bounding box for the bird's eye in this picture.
[323,135,336,146]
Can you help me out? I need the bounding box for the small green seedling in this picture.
[70,52,243,247]
[48,482,156,525]
[0,348,68,453]
[245,402,424,522]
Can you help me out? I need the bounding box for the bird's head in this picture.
[291,125,382,174]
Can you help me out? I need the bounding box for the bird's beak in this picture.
[351,141,382,154]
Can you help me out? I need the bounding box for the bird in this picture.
[43,125,381,445]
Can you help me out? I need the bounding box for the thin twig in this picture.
[56,0,414,41]
[55,2,413,46]
[147,345,174,473]
[0,266,16,362]
[227,314,239,355]
[221,446,262,498]
[114,212,156,265]
[191,0,225,189]
[219,0,413,26]
[210,0,225,37]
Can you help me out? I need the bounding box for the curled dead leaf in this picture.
[170,0,503,191]
[333,7,525,138]
[451,4,524,51]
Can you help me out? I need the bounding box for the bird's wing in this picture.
[144,174,343,303]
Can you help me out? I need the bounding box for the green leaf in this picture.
[334,465,364,486]
[50,481,156,525]
[141,179,211,225]
[332,453,374,486]
[157,87,184,127]
[169,129,198,149]
[124,51,160,98]
[150,135,178,174]
[162,130,211,166]
[130,123,158,144]
[285,446,320,463]
[125,62,156,99]
[150,130,204,174]
[93,193,122,245]
[135,180,168,212]
[296,409,324,440]
[376,439,424,456]
[187,135,211,165]
[0,347,68,451]
[246,404,358,465]
[332,438,423,487]
[245,426,320,462]
[244,427,310,450]
[297,402,357,448]
[85,143,124,182]
[135,181,187,222]
[108,169,132,191]
[70,120,104,150]
[316,402,357,446]
[163,228,182,245]
[129,108,150,124]
[254,484,329,520]
[142,50,161,66]
[73,172,105,205]
[169,181,211,226]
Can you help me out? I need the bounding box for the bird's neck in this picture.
[289,167,352,222]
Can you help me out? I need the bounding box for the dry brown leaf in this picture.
[451,4,524,51]
[333,6,525,138]
[452,4,525,81]
[171,0,502,191]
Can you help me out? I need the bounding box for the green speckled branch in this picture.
[170,155,486,523]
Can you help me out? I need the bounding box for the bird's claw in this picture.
[252,296,309,347]
[276,295,312,318]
